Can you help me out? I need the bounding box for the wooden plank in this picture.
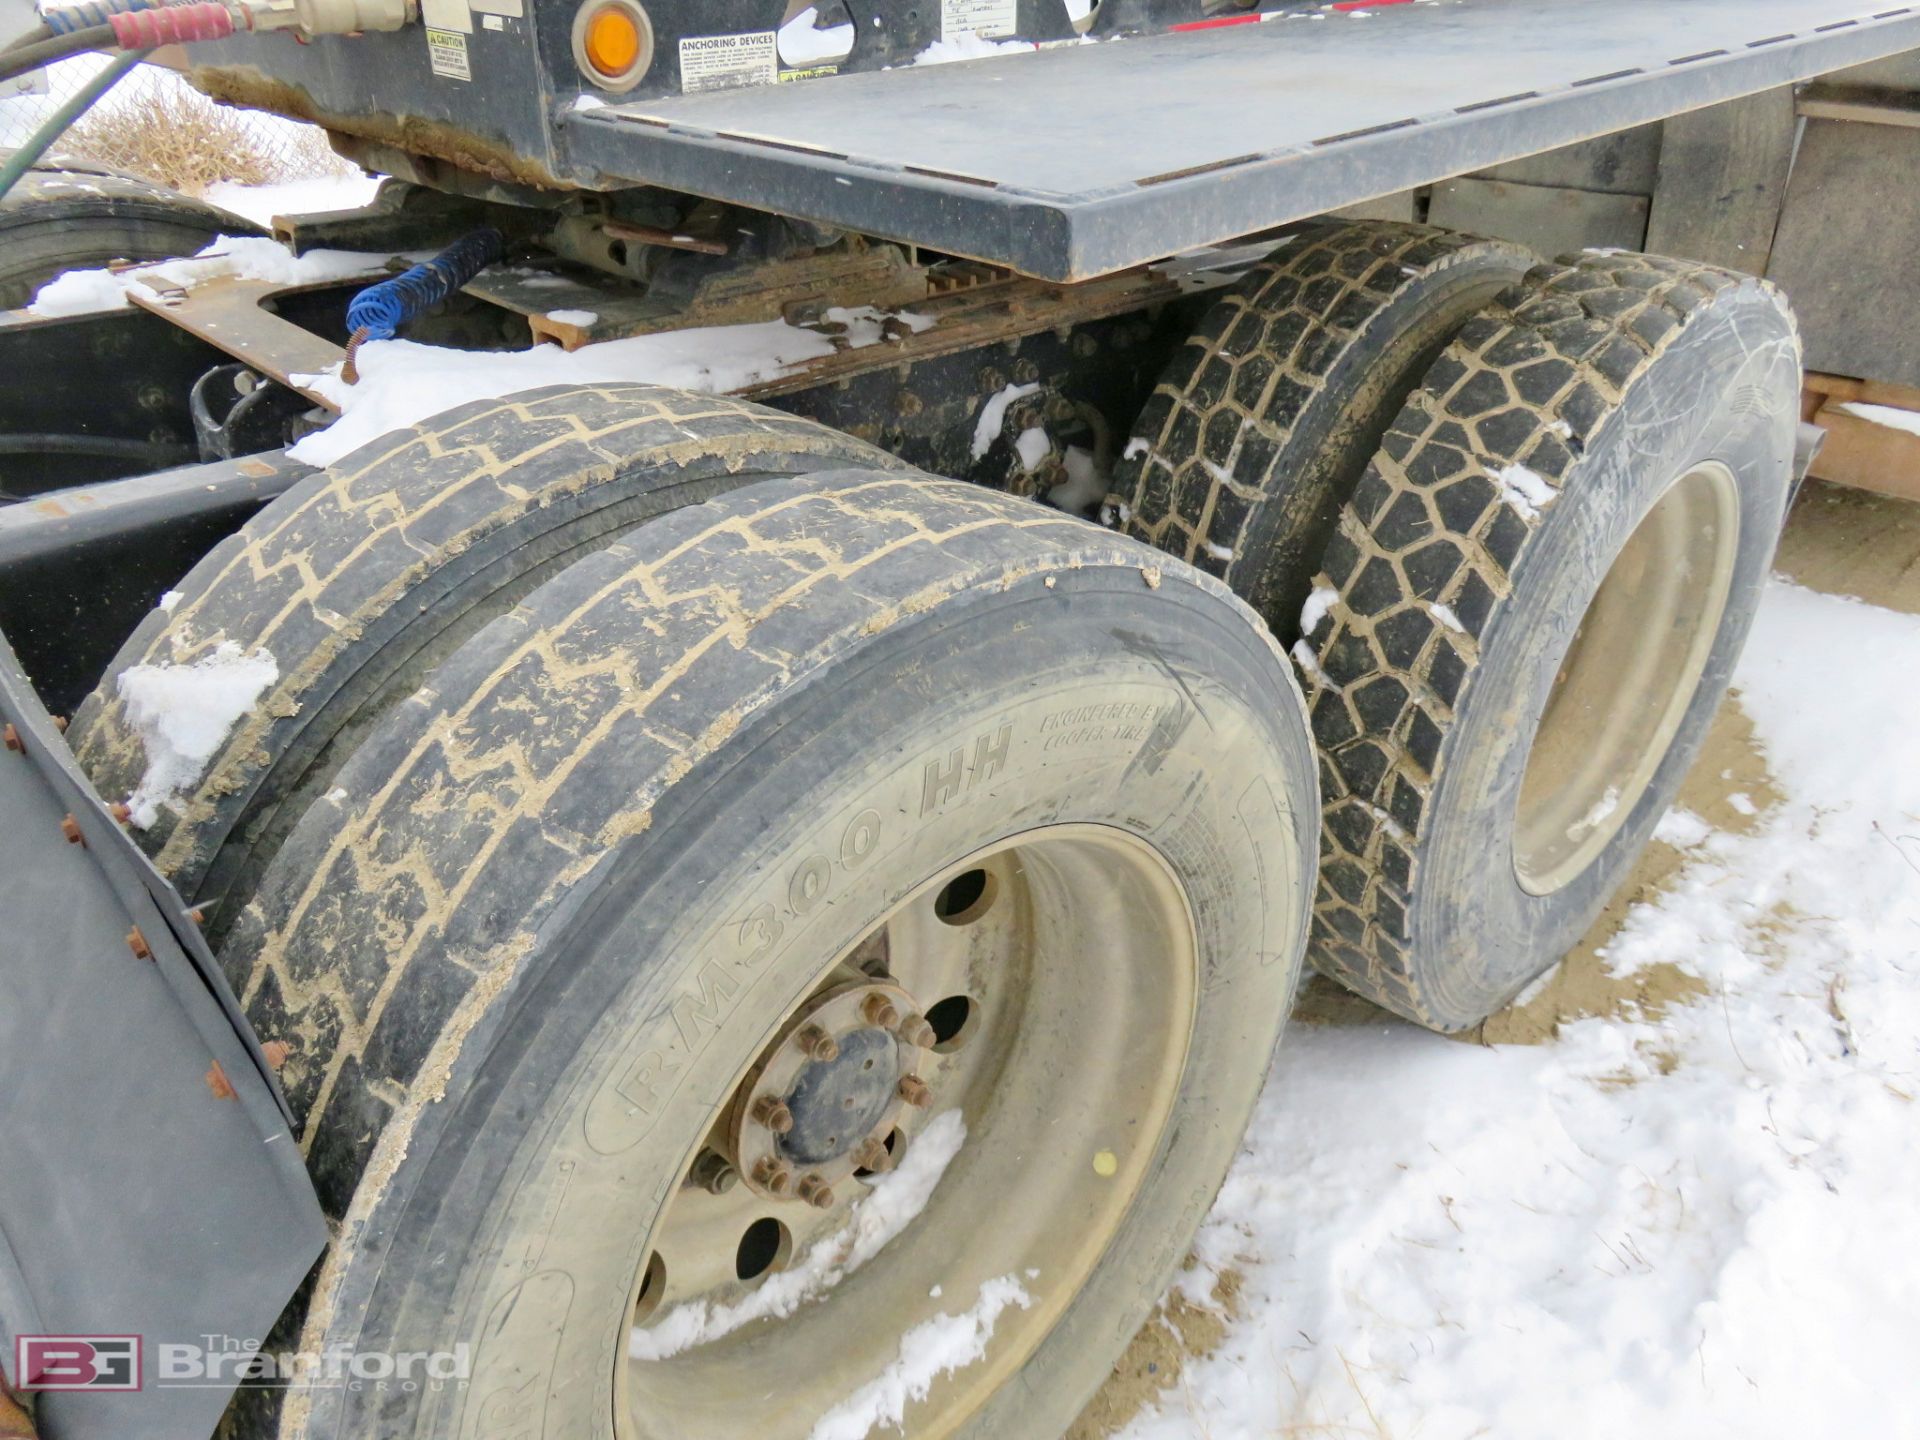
[1804,370,1920,412]
[1427,177,1647,260]
[1644,88,1794,275]
[1805,391,1920,503]
[1798,86,1920,129]
[1767,118,1920,389]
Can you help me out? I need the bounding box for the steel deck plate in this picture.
[568,0,1920,279]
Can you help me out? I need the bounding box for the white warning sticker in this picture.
[678,31,778,93]
[426,27,471,79]
[941,0,1016,39]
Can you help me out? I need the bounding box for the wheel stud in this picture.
[862,994,900,1029]
[752,1158,794,1195]
[897,1075,931,1107]
[854,1137,892,1173]
[897,1013,936,1049]
[751,1096,795,1134]
[797,1024,840,1062]
[796,1174,836,1209]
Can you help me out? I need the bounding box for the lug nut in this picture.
[897,1075,931,1108]
[796,1174,836,1209]
[751,1096,795,1134]
[854,1137,893,1173]
[863,994,900,1029]
[125,926,151,961]
[898,1013,936,1049]
[3,723,20,753]
[798,1024,840,1063]
[752,1158,794,1195]
[60,813,84,846]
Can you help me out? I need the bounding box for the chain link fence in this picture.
[0,54,352,190]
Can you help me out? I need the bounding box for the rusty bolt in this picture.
[126,926,151,961]
[108,802,132,825]
[797,1025,840,1063]
[751,1095,795,1134]
[854,1137,893,1173]
[752,1158,793,1195]
[189,907,206,927]
[796,1174,836,1209]
[60,813,84,846]
[898,1013,937,1050]
[260,1040,292,1070]
[862,994,900,1030]
[897,1075,932,1108]
[2,723,20,753]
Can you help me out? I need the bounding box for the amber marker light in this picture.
[573,0,653,90]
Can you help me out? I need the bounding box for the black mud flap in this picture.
[0,630,325,1440]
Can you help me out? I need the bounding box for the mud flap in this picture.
[0,630,324,1440]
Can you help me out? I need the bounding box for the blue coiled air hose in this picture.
[342,226,506,380]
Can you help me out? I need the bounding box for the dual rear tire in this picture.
[1114,224,1801,1029]
[75,397,1318,1438]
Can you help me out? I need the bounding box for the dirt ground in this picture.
[1072,479,1920,1437]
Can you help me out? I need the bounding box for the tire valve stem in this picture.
[751,1096,795,1134]
[897,1075,931,1108]
[689,1150,738,1195]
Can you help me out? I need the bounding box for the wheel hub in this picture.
[727,980,936,1205]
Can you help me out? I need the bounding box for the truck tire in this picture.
[0,159,254,307]
[220,471,1317,1440]
[69,384,906,938]
[1112,221,1533,642]
[1298,252,1800,1031]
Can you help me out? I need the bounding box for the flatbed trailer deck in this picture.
[564,0,1920,278]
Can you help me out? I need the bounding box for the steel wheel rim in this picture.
[614,823,1198,1438]
[1512,460,1740,896]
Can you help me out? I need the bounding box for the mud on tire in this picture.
[1112,220,1533,642]
[220,472,1317,1439]
[1297,252,1801,1031]
[69,384,905,939]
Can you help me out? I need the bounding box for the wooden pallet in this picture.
[1802,372,1920,504]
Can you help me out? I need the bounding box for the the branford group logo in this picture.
[13,1335,142,1391]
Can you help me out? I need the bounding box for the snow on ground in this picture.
[115,640,280,828]
[1117,577,1920,1440]
[288,304,928,467]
